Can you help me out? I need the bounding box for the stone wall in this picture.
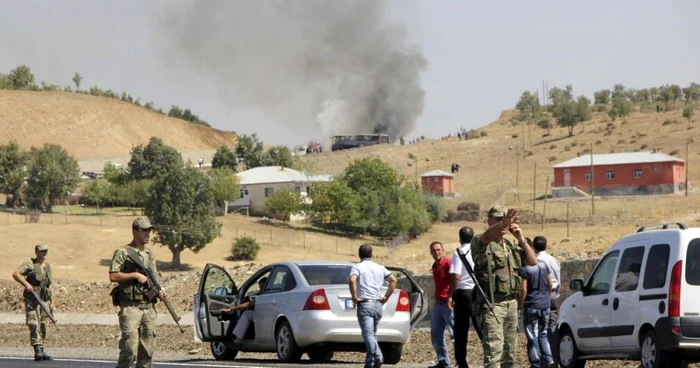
[415,257,602,319]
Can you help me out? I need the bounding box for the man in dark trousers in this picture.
[448,226,477,368]
[429,241,453,368]
[519,255,555,368]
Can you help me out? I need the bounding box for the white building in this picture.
[228,166,331,216]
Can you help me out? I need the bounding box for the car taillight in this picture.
[669,260,682,318]
[396,290,410,312]
[303,288,330,310]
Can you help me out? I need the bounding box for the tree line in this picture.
[210,133,312,173]
[0,65,210,127]
[515,82,699,137]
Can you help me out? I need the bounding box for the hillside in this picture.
[303,107,700,223]
[0,90,237,160]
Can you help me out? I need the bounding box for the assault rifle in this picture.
[29,290,59,331]
[125,251,184,333]
[456,248,500,325]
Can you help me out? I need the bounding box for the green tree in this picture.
[72,72,82,91]
[537,116,554,135]
[211,145,238,171]
[25,144,80,212]
[551,89,591,136]
[342,157,401,193]
[670,85,683,102]
[128,137,183,181]
[593,90,611,105]
[0,141,28,207]
[8,65,35,90]
[266,145,295,168]
[515,91,540,121]
[82,179,114,213]
[683,105,695,125]
[0,73,12,89]
[208,167,240,215]
[264,187,304,222]
[168,105,183,119]
[103,162,128,185]
[307,180,359,226]
[146,166,222,268]
[118,179,152,211]
[235,134,266,169]
[633,89,650,104]
[609,93,633,121]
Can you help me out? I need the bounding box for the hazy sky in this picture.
[1,0,698,145]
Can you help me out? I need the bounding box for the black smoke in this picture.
[156,0,427,142]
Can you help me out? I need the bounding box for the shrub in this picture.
[617,139,626,144]
[549,144,557,150]
[564,146,571,151]
[595,140,602,145]
[511,133,519,139]
[640,144,649,149]
[525,150,534,157]
[669,149,680,156]
[582,148,591,154]
[231,236,260,260]
[408,153,416,160]
[423,195,445,223]
[548,156,557,162]
[571,142,578,147]
[662,119,680,126]
[480,130,487,137]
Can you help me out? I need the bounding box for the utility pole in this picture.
[590,142,595,216]
[686,139,690,197]
[516,148,520,188]
[414,156,418,184]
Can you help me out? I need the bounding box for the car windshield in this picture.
[299,265,352,286]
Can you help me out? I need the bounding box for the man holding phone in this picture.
[470,206,537,368]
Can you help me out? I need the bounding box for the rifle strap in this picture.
[124,246,150,272]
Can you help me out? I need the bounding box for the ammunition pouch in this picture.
[110,285,120,307]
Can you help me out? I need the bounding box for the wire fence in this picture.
[0,207,397,257]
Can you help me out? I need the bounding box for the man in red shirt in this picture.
[430,241,454,368]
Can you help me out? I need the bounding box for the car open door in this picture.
[194,263,238,342]
[387,266,428,330]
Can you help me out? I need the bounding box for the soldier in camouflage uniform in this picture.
[470,206,537,368]
[12,244,54,361]
[109,217,166,368]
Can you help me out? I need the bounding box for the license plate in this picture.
[345,299,355,309]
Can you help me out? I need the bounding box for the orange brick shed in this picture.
[420,170,455,197]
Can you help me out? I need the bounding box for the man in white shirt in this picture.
[531,236,561,364]
[349,244,398,368]
[448,226,477,368]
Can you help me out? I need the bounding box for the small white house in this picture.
[228,166,331,216]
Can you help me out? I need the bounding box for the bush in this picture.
[548,156,557,162]
[669,149,680,156]
[423,195,445,223]
[549,144,557,150]
[618,139,626,144]
[595,140,602,145]
[231,236,260,260]
[640,144,649,149]
[479,130,487,137]
[564,146,571,151]
[663,119,680,126]
[408,153,416,160]
[571,142,578,147]
[511,134,519,139]
[525,150,533,157]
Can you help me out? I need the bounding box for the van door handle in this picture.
[602,298,609,306]
[613,298,619,310]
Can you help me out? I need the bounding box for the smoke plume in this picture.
[156,1,427,142]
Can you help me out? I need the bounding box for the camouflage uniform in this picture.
[470,206,525,368]
[17,253,53,348]
[110,218,158,368]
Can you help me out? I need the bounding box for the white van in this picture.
[557,222,700,368]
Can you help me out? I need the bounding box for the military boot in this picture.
[33,345,42,361]
[39,346,52,361]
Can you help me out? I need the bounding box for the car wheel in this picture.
[558,327,586,368]
[276,320,302,363]
[210,341,238,360]
[307,350,334,362]
[640,329,685,368]
[380,343,403,365]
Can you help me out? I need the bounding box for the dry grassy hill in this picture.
[0,90,237,160]
[303,107,700,223]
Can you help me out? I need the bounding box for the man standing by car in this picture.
[349,244,398,368]
[449,226,476,368]
[109,217,166,368]
[532,236,561,363]
[430,241,453,368]
[12,244,54,361]
[471,206,537,368]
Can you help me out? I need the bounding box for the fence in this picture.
[0,208,396,257]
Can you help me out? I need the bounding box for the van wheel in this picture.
[210,341,238,360]
[640,330,684,368]
[558,327,586,368]
[276,321,302,363]
[307,350,334,362]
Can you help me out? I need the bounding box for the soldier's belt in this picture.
[491,293,516,303]
[119,301,155,310]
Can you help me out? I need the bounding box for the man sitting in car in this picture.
[221,277,268,344]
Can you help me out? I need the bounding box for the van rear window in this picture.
[300,265,352,286]
[686,239,700,286]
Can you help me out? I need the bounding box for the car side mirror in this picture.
[570,279,584,292]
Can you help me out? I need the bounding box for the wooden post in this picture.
[336,237,339,253]
[6,212,9,225]
[541,175,550,231]
[64,202,68,224]
[590,143,595,216]
[532,162,537,211]
[516,148,520,188]
[566,202,570,238]
[686,139,690,197]
[303,233,306,249]
[270,230,273,244]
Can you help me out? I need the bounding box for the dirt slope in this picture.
[0,90,237,160]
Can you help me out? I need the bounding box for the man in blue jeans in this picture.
[429,241,453,368]
[519,258,555,368]
[349,244,398,368]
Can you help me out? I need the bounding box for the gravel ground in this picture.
[2,323,690,367]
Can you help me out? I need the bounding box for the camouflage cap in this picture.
[35,244,49,251]
[487,205,507,218]
[132,217,153,230]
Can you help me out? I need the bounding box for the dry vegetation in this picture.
[0,90,238,160]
